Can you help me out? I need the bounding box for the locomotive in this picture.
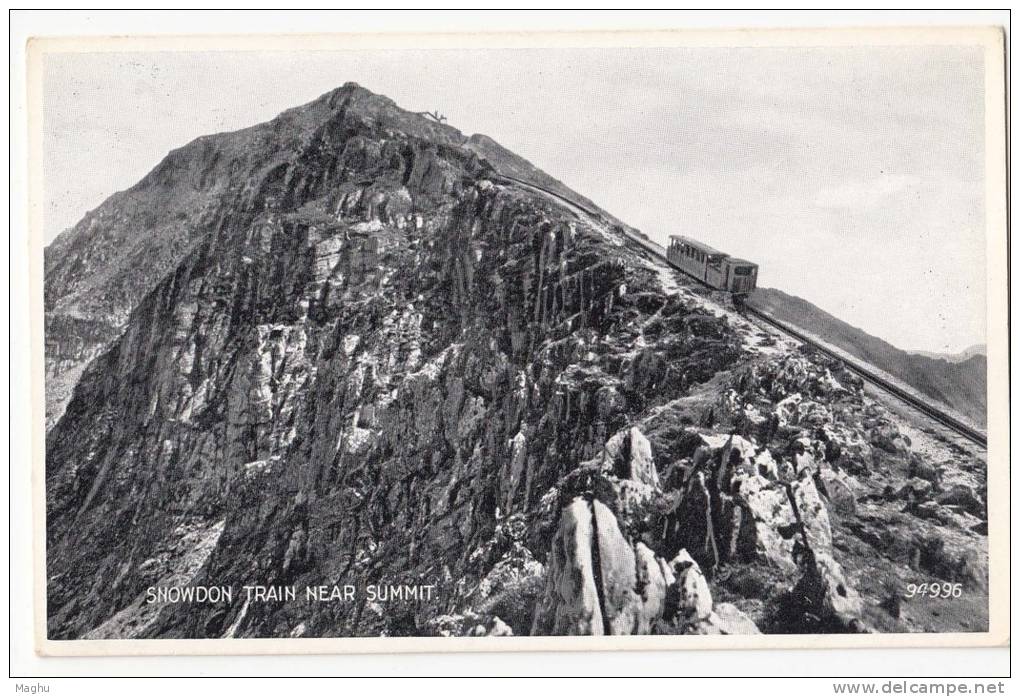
[666,235,758,295]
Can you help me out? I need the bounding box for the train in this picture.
[666,235,759,295]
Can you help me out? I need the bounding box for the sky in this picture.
[42,45,987,354]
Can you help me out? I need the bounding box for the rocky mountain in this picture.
[45,83,988,640]
[747,288,987,428]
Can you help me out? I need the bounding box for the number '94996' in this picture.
[905,582,963,599]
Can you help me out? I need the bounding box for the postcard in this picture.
[28,26,1008,655]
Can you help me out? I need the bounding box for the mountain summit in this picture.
[45,85,987,639]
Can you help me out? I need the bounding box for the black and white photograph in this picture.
[11,12,1009,678]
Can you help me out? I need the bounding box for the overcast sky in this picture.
[43,46,987,354]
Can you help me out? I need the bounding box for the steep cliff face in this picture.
[45,84,988,639]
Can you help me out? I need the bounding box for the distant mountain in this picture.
[909,344,987,364]
[748,288,986,427]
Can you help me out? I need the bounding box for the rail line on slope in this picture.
[497,173,989,449]
[744,306,987,448]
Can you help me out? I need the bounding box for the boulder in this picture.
[753,449,780,481]
[667,549,713,623]
[532,497,674,635]
[668,470,720,569]
[896,477,935,501]
[812,551,864,620]
[909,457,943,485]
[608,477,664,540]
[689,602,761,635]
[824,424,873,474]
[870,422,910,455]
[473,542,545,636]
[814,368,845,398]
[909,500,954,525]
[774,393,803,427]
[531,498,604,635]
[601,426,660,488]
[773,546,866,633]
[733,468,832,571]
[936,484,984,517]
[633,542,675,634]
[691,432,761,488]
[590,499,646,635]
[790,468,833,552]
[488,617,514,637]
[817,465,859,515]
[798,399,833,427]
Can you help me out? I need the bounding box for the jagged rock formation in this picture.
[45,83,988,639]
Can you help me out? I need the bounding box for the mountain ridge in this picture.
[908,343,986,364]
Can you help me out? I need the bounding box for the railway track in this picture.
[744,306,987,448]
[498,173,989,449]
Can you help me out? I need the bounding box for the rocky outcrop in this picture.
[599,427,660,487]
[44,83,987,639]
[532,493,759,636]
[532,499,606,635]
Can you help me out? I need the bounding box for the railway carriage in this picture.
[667,235,758,295]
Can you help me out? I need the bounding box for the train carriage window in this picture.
[733,267,752,276]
